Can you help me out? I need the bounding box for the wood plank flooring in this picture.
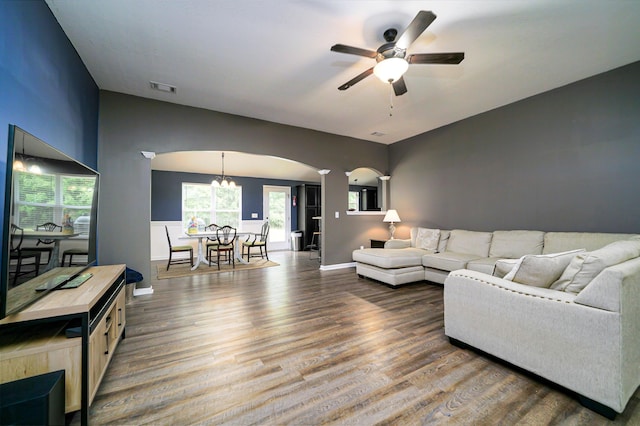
[71,251,639,425]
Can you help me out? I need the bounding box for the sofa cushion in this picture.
[415,228,440,251]
[551,239,640,294]
[543,232,638,254]
[446,230,493,257]
[353,248,426,269]
[384,239,410,249]
[467,257,502,275]
[503,249,585,288]
[489,230,544,258]
[423,252,484,272]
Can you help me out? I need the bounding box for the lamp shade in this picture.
[383,209,401,223]
[373,58,409,83]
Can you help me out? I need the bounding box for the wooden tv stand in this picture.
[0,264,126,425]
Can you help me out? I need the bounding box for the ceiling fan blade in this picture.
[337,67,374,91]
[330,44,377,58]
[407,52,465,64]
[395,10,436,50]
[392,77,407,96]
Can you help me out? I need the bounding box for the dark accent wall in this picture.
[0,1,99,265]
[389,61,640,237]
[152,169,315,229]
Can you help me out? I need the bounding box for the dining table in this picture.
[22,230,81,272]
[181,230,257,270]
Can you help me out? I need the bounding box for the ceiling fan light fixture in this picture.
[373,57,408,84]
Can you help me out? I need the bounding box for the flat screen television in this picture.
[1,125,99,319]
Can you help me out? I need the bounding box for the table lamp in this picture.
[383,209,401,239]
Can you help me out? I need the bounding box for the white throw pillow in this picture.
[493,258,520,278]
[415,228,440,251]
[551,239,640,294]
[503,249,585,288]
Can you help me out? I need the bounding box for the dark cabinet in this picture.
[360,188,379,211]
[297,184,321,249]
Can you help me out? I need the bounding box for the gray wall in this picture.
[389,61,640,237]
[97,92,389,282]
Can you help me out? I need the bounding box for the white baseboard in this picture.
[319,262,356,271]
[133,285,154,296]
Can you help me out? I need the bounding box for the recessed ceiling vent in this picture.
[150,81,177,93]
[371,131,385,137]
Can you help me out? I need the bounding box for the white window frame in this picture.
[182,182,242,229]
[14,171,94,228]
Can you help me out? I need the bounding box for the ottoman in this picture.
[352,248,428,287]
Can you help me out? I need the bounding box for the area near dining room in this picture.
[147,148,392,280]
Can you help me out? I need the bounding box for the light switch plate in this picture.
[335,211,339,218]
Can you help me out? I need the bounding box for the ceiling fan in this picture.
[330,10,464,96]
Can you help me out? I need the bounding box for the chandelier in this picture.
[13,132,42,174]
[211,152,236,188]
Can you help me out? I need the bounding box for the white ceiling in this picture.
[45,0,640,177]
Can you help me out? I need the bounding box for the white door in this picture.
[263,186,291,251]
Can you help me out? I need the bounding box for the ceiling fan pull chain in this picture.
[389,84,394,116]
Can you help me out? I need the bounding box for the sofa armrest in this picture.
[574,256,640,313]
[384,239,411,249]
[445,269,576,303]
[575,256,640,411]
[444,268,637,412]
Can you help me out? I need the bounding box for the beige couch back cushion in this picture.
[446,230,492,257]
[551,239,640,294]
[490,230,545,258]
[410,228,450,253]
[543,232,638,254]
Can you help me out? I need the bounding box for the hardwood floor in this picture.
[72,251,639,425]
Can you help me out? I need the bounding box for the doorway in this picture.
[263,186,291,251]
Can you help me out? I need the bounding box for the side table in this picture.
[370,239,388,248]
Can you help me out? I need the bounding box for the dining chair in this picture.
[204,223,220,262]
[164,225,193,270]
[243,220,269,261]
[61,248,89,266]
[208,225,236,269]
[30,222,62,265]
[9,224,41,286]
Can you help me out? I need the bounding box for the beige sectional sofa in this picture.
[446,237,640,418]
[353,228,636,286]
[353,228,640,417]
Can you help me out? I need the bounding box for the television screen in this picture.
[1,126,99,318]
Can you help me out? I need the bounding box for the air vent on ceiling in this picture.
[150,81,177,93]
[371,131,385,137]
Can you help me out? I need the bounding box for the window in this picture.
[348,191,360,211]
[13,171,95,230]
[182,183,242,229]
